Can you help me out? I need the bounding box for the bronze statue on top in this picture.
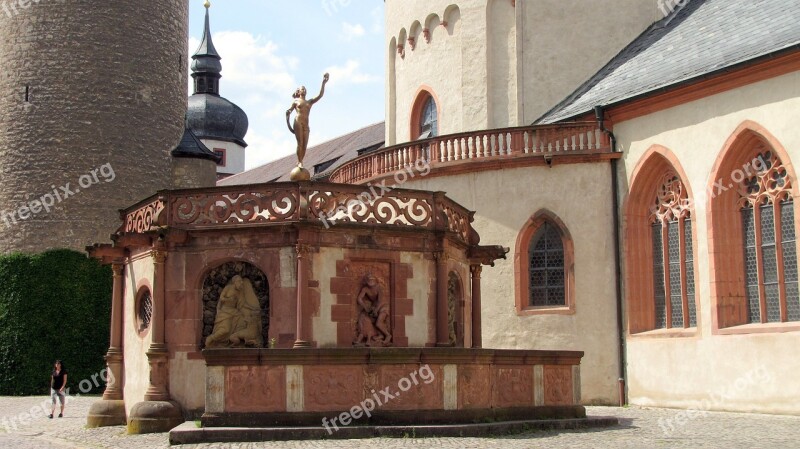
[353,273,392,347]
[286,73,330,181]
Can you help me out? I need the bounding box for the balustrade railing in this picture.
[120,182,473,244]
[329,122,610,184]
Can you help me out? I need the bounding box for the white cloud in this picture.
[370,7,383,34]
[341,22,365,41]
[323,60,380,86]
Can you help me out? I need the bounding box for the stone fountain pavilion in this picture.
[86,181,589,440]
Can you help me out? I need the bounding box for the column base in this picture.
[86,399,126,427]
[293,340,311,348]
[127,400,184,434]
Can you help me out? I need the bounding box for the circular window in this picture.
[137,289,153,334]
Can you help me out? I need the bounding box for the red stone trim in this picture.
[363,153,621,187]
[626,328,700,339]
[623,145,700,335]
[714,321,800,335]
[213,148,226,167]
[203,348,584,366]
[514,210,575,315]
[707,121,800,333]
[331,252,414,347]
[607,50,800,123]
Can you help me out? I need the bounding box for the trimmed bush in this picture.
[0,249,111,396]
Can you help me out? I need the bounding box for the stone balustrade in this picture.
[329,122,611,185]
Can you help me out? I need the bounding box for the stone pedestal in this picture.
[86,349,126,427]
[127,344,184,434]
[127,400,184,434]
[86,399,126,428]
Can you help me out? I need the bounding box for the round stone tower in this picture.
[0,0,189,253]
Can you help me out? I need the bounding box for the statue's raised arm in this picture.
[310,73,330,105]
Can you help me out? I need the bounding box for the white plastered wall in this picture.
[123,254,154,417]
[401,162,620,404]
[617,70,800,414]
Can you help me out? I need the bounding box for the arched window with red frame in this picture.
[708,122,800,330]
[410,87,440,141]
[624,147,699,334]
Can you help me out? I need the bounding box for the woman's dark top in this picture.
[52,369,67,391]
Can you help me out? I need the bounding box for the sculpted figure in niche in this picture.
[353,274,392,347]
[205,275,263,348]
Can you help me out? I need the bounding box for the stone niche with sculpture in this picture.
[86,180,587,434]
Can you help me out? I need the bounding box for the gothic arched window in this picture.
[738,151,799,323]
[650,173,697,329]
[529,222,565,306]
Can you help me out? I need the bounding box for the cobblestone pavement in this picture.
[1,396,798,448]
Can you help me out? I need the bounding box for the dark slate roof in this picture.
[187,94,249,147]
[537,0,800,124]
[171,126,223,163]
[217,121,385,185]
[187,5,248,147]
[194,6,220,59]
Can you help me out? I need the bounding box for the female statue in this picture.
[286,73,329,166]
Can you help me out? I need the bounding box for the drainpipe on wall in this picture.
[595,105,627,407]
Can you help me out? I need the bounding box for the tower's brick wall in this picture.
[0,0,189,253]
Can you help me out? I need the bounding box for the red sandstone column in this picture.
[144,250,170,401]
[294,244,312,348]
[471,264,482,348]
[102,263,124,400]
[435,251,450,346]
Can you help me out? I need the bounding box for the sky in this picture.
[188,1,386,169]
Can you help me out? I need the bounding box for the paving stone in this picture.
[0,396,798,448]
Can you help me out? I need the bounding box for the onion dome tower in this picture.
[0,0,189,253]
[186,1,249,180]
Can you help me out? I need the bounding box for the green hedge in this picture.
[0,249,111,396]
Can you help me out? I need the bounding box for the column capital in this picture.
[152,250,167,264]
[470,264,483,276]
[111,263,124,277]
[296,243,313,257]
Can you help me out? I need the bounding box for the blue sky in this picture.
[188,1,385,169]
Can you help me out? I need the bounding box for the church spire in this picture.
[191,1,222,95]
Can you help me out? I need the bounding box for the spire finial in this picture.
[204,0,211,9]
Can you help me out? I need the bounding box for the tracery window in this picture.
[529,221,565,307]
[738,151,800,323]
[650,173,697,329]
